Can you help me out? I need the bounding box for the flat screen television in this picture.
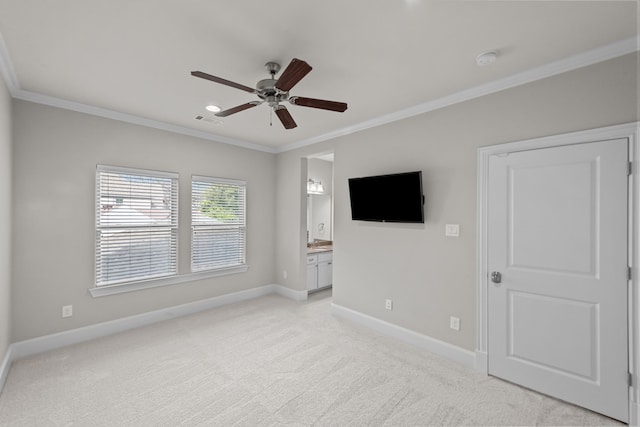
[348,171,424,223]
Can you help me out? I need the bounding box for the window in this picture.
[95,165,178,287]
[191,176,246,272]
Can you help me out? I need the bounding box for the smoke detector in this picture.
[476,51,498,66]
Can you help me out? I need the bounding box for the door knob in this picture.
[490,271,502,284]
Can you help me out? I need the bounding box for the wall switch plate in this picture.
[62,305,73,318]
[450,316,460,331]
[283,270,288,279]
[385,299,393,310]
[445,224,460,237]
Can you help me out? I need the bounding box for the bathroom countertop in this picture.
[307,245,333,254]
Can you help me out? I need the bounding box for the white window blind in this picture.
[96,165,178,286]
[191,176,246,272]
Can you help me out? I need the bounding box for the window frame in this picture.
[92,165,179,294]
[89,167,249,298]
[191,175,247,273]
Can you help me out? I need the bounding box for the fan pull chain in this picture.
[270,108,273,126]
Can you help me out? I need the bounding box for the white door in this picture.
[487,139,629,422]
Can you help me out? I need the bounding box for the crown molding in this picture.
[0,31,276,153]
[11,89,277,153]
[0,30,637,155]
[0,31,18,95]
[276,35,640,153]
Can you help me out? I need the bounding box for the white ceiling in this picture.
[0,1,637,152]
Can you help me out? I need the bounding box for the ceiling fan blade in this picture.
[215,102,261,117]
[191,71,256,94]
[275,58,312,92]
[289,96,348,112]
[274,105,297,129]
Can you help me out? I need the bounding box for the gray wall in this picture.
[0,77,11,361]
[11,101,277,342]
[5,53,638,350]
[277,53,638,351]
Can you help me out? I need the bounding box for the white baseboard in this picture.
[274,284,308,301]
[331,302,476,369]
[0,346,11,394]
[9,283,300,361]
[631,400,639,427]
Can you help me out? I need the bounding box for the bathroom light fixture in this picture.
[307,179,325,194]
[476,51,498,66]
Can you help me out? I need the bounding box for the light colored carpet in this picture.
[0,290,623,426]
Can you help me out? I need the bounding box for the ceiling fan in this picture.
[191,58,347,130]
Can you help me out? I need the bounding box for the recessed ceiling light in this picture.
[476,51,498,66]
[205,104,221,113]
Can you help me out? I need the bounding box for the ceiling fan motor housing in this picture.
[256,78,288,107]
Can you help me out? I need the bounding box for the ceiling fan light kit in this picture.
[191,58,348,129]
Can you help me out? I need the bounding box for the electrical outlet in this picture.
[283,270,288,279]
[62,305,73,318]
[450,316,460,331]
[385,299,393,310]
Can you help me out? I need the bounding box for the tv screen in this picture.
[348,171,424,223]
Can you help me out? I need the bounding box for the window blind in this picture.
[191,176,246,272]
[96,165,178,286]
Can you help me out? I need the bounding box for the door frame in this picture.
[476,121,640,424]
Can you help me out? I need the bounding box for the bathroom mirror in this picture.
[307,194,332,243]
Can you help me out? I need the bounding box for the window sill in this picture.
[88,265,249,297]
